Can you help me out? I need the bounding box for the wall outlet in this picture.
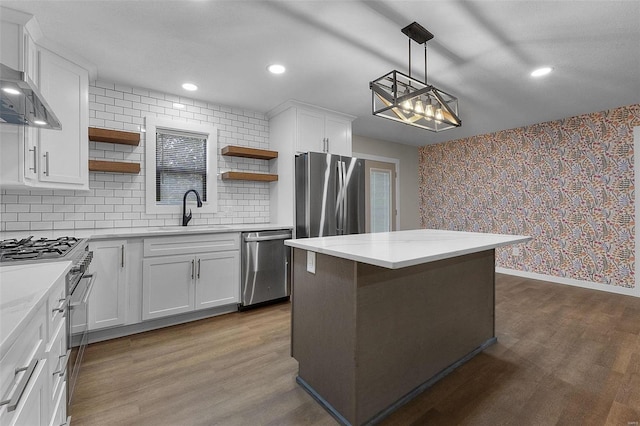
[512,247,520,256]
[306,251,316,274]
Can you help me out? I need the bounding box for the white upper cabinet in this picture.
[286,102,353,156]
[37,47,89,190]
[0,8,89,191]
[296,107,352,156]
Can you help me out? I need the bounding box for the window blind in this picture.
[156,129,208,205]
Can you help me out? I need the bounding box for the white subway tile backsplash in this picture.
[0,80,271,232]
[95,81,115,90]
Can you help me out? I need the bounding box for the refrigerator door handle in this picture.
[336,160,343,234]
[342,161,348,234]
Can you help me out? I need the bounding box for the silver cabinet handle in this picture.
[44,151,50,176]
[29,146,37,173]
[197,258,201,279]
[121,244,125,268]
[52,297,66,314]
[326,138,330,152]
[191,259,195,280]
[0,359,38,412]
[53,350,70,377]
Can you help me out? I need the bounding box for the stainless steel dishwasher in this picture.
[240,229,292,309]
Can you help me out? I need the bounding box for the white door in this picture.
[324,115,352,156]
[365,160,397,233]
[296,108,325,153]
[142,255,195,320]
[88,240,127,330]
[38,48,88,189]
[195,251,240,310]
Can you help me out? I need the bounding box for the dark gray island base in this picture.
[291,247,497,425]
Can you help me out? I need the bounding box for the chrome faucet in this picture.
[182,189,203,226]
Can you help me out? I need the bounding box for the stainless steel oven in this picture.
[65,247,94,411]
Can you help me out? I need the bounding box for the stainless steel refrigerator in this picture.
[295,151,365,238]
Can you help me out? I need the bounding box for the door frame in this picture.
[353,152,400,231]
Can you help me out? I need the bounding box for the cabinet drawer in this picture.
[0,304,46,420]
[144,233,240,257]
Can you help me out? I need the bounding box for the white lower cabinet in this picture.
[88,240,128,331]
[194,251,240,310]
[0,302,48,426]
[142,254,195,319]
[142,233,240,321]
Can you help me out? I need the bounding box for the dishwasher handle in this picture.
[243,233,292,243]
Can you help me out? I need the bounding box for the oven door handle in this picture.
[70,272,97,308]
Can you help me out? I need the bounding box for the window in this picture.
[370,168,392,233]
[145,116,217,214]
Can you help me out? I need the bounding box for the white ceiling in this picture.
[2,0,639,146]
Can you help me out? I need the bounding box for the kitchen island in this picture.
[285,229,530,426]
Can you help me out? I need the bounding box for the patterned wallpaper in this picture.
[419,104,640,288]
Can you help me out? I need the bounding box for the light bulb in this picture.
[425,104,434,118]
[435,108,444,121]
[414,100,424,115]
[401,99,413,113]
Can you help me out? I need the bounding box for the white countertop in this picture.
[285,229,531,269]
[0,223,292,241]
[0,261,71,357]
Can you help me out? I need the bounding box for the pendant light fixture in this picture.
[369,22,461,132]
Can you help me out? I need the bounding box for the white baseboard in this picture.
[496,267,640,298]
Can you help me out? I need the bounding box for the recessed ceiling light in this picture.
[267,64,286,75]
[530,67,553,77]
[33,120,47,125]
[173,103,185,109]
[2,87,21,95]
[182,83,198,91]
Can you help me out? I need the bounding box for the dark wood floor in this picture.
[71,274,640,425]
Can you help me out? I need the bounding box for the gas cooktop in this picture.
[0,236,85,263]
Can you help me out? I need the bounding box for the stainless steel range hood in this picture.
[0,63,61,130]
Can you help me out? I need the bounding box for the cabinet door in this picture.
[23,31,38,85]
[88,240,127,331]
[195,251,240,310]
[324,115,352,156]
[296,108,325,153]
[4,360,48,426]
[142,255,195,320]
[38,48,89,189]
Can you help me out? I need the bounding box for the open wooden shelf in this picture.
[221,171,278,182]
[89,160,141,174]
[89,127,140,146]
[221,145,278,160]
